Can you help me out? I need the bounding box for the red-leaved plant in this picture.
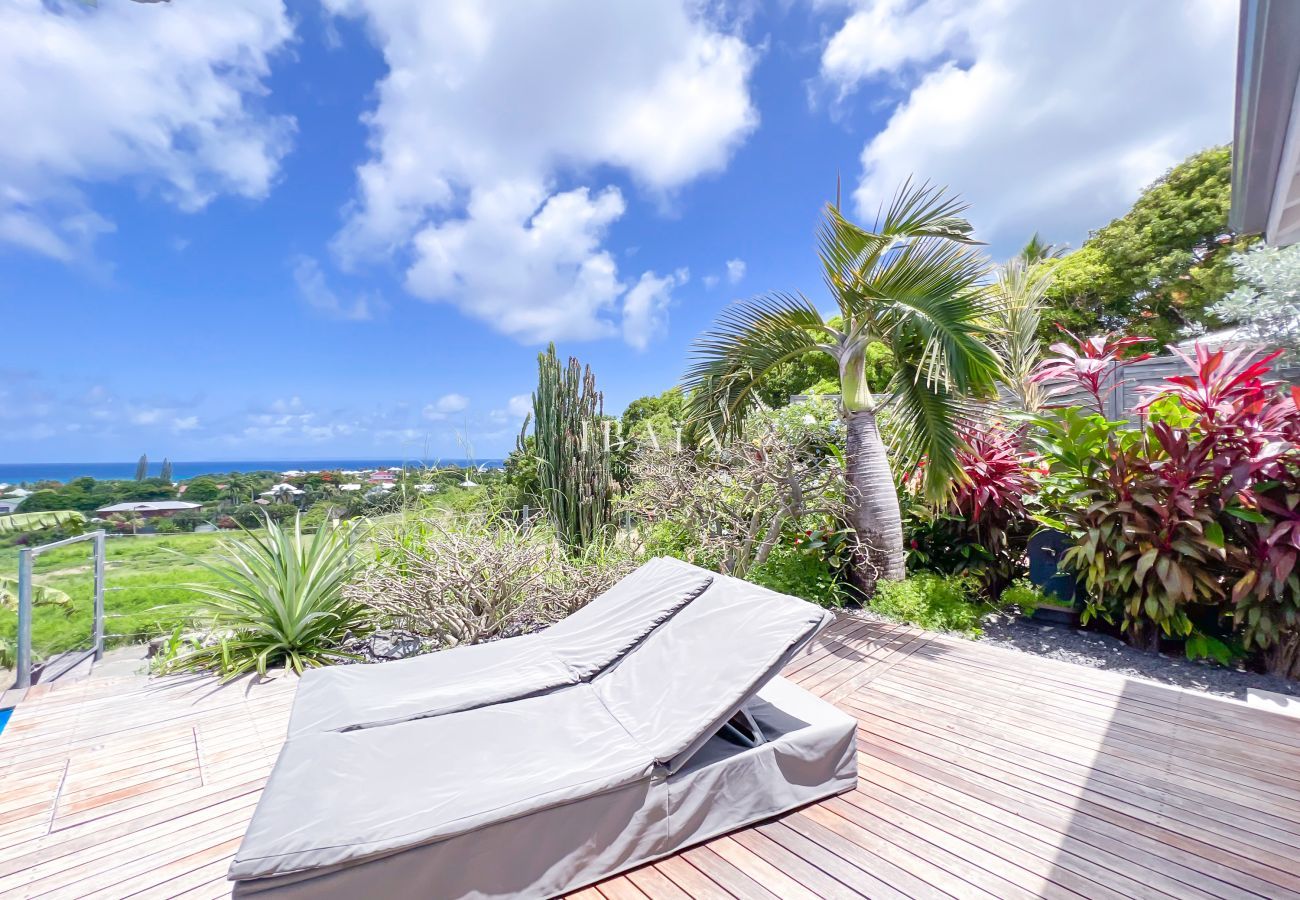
[904,423,1035,597]
[1031,330,1153,415]
[1033,334,1300,672]
[1147,345,1300,678]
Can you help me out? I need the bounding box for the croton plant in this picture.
[1029,334,1300,677]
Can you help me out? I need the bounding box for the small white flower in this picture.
[802,414,817,425]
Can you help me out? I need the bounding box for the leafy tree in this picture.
[1204,242,1300,354]
[619,388,686,452]
[135,453,148,481]
[686,183,1003,595]
[183,476,221,503]
[1042,146,1250,345]
[620,388,684,437]
[159,458,173,482]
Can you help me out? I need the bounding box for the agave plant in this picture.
[168,515,369,678]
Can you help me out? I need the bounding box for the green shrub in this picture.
[747,547,847,607]
[998,578,1049,615]
[871,574,983,636]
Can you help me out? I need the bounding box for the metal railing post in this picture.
[16,548,33,689]
[92,530,106,661]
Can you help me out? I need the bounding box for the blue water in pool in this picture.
[0,707,11,736]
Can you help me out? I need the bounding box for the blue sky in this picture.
[2,0,1237,463]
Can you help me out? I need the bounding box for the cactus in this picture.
[522,343,612,550]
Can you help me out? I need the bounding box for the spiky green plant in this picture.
[523,343,613,551]
[167,515,369,678]
[991,255,1055,413]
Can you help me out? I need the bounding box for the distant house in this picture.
[338,483,362,492]
[96,500,202,519]
[260,483,306,502]
[368,471,396,483]
[0,497,24,514]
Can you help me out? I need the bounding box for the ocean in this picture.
[0,458,505,485]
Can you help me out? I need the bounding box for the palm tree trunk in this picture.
[844,408,906,596]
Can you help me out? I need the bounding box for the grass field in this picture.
[0,531,231,661]
[1,498,489,668]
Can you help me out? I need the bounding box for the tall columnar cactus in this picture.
[524,343,612,550]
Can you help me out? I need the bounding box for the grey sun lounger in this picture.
[229,557,858,899]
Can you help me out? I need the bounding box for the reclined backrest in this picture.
[542,556,714,680]
[286,556,713,737]
[591,573,833,773]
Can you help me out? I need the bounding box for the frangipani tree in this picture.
[684,183,1003,595]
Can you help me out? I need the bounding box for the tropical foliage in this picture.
[1026,334,1300,674]
[0,510,86,534]
[1204,242,1300,355]
[621,401,854,591]
[684,181,1004,594]
[870,574,984,636]
[165,515,369,678]
[903,423,1035,597]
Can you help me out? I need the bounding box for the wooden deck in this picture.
[3,615,1300,899]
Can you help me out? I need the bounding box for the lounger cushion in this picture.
[593,575,833,772]
[232,677,856,899]
[233,559,855,898]
[233,685,656,883]
[288,557,712,737]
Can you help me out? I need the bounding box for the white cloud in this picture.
[817,0,1237,257]
[0,0,295,261]
[173,416,200,432]
[325,0,757,344]
[436,393,469,414]
[422,392,470,421]
[406,182,627,342]
[292,255,382,321]
[127,406,167,426]
[507,394,532,419]
[725,258,746,284]
[622,268,689,351]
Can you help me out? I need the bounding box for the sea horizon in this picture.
[0,458,506,485]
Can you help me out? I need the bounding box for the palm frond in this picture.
[684,293,835,440]
[886,359,984,502]
[820,180,982,315]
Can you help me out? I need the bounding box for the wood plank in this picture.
[5,619,1300,900]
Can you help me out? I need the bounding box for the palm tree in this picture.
[684,182,1003,595]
